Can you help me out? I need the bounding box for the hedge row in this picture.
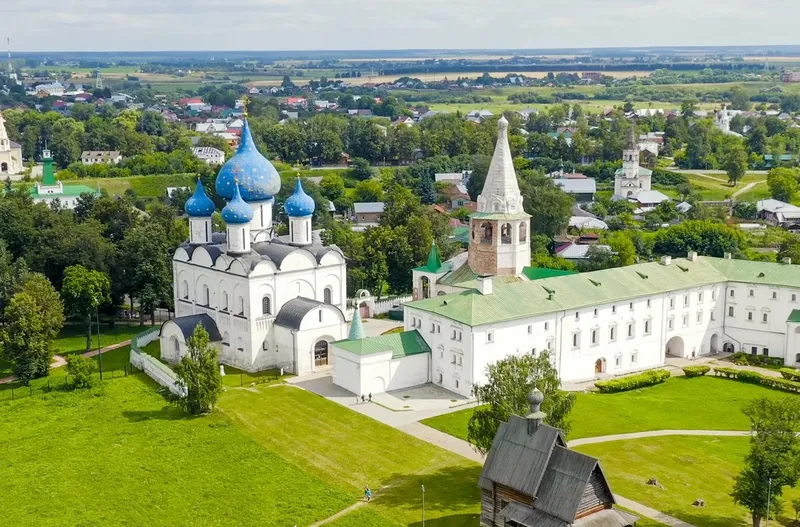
[712,367,800,394]
[595,369,672,393]
[682,365,711,378]
[780,368,800,382]
[732,352,784,368]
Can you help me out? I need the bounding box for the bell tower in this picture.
[467,117,531,276]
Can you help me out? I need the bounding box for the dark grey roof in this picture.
[252,242,298,267]
[535,447,600,522]
[500,503,568,527]
[162,313,222,342]
[10,140,21,149]
[573,509,638,527]
[211,232,227,244]
[479,416,564,496]
[274,297,324,329]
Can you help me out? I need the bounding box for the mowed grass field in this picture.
[0,373,482,526]
[576,436,800,527]
[421,376,791,442]
[64,174,197,197]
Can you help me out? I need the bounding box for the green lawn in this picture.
[421,377,791,441]
[219,385,482,526]
[52,322,142,356]
[0,376,354,527]
[576,436,800,527]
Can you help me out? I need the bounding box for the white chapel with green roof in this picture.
[331,118,800,398]
[30,148,99,209]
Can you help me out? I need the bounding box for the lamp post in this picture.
[422,484,425,527]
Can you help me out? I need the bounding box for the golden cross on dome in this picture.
[241,95,250,117]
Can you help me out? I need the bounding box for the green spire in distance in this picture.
[426,241,442,272]
[348,309,366,340]
[41,148,56,186]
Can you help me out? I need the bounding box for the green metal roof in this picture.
[414,241,450,274]
[30,184,99,197]
[788,310,800,324]
[438,262,479,286]
[407,256,800,327]
[347,310,366,340]
[522,267,577,281]
[333,330,431,359]
[42,156,56,186]
[451,226,470,244]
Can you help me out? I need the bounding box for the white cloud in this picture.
[6,0,800,51]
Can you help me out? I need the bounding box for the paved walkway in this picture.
[732,181,762,198]
[0,339,132,385]
[567,429,750,447]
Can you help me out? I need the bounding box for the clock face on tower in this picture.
[192,221,206,243]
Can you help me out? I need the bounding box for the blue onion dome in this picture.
[184,178,216,217]
[215,120,281,201]
[285,178,316,217]
[221,182,254,224]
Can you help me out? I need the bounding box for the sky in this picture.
[5,0,800,52]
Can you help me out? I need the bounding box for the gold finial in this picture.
[241,95,250,117]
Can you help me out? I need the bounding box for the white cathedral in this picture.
[330,117,800,398]
[0,112,23,176]
[160,121,348,375]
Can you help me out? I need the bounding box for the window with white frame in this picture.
[547,337,554,351]
[221,291,228,311]
[712,290,717,301]
[668,316,674,330]
[631,352,638,364]
[749,289,755,297]
[627,322,635,339]
[629,302,634,311]
[609,324,617,342]
[644,318,652,336]
[261,295,272,315]
[457,356,462,366]
[323,287,332,305]
[646,299,651,308]
[457,331,462,342]
[747,311,754,322]
[730,290,735,298]
[698,291,704,303]
[682,314,688,328]
[763,312,769,323]
[452,329,456,340]
[591,329,598,346]
[572,331,580,349]
[486,331,494,344]
[669,298,675,310]
[544,322,550,331]
[451,354,456,364]
[612,305,616,314]
[711,311,716,321]
[772,291,778,300]
[729,306,735,317]
[614,355,622,367]
[697,311,703,324]
[527,325,532,334]
[793,294,798,302]
[575,311,580,320]
[431,323,435,333]
[683,294,689,307]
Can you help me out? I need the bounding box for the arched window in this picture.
[420,277,430,299]
[324,287,332,305]
[480,222,493,244]
[238,296,245,316]
[262,295,272,315]
[519,222,527,243]
[222,291,229,311]
[222,332,230,346]
[202,284,210,306]
[172,337,180,354]
[181,280,189,300]
[0,162,7,173]
[501,223,512,244]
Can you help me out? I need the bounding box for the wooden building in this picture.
[478,389,638,527]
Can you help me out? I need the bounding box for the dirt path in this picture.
[0,339,133,385]
[731,181,761,198]
[567,429,750,447]
[309,501,367,527]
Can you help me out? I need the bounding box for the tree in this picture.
[467,352,576,455]
[725,143,749,186]
[174,324,223,415]
[520,173,573,239]
[732,398,800,527]
[117,223,172,325]
[61,265,111,352]
[353,179,384,202]
[767,168,800,203]
[418,175,436,205]
[607,231,637,266]
[17,273,64,341]
[778,235,800,265]
[0,292,50,384]
[733,201,758,220]
[681,98,698,119]
[320,174,345,201]
[66,354,95,389]
[729,86,751,111]
[653,220,745,258]
[348,157,373,181]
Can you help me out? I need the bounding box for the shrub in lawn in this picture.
[682,365,710,378]
[780,368,800,382]
[732,351,784,368]
[712,367,800,394]
[66,355,95,389]
[595,369,671,393]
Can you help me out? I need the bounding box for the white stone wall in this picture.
[331,347,431,395]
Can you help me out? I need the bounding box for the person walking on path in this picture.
[364,486,372,502]
[368,393,372,402]
[361,394,365,403]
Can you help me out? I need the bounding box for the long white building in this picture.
[331,118,800,397]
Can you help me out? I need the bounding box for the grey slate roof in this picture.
[500,502,569,527]
[353,202,385,214]
[162,313,222,342]
[274,297,324,329]
[536,447,601,522]
[574,509,639,527]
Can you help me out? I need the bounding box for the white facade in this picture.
[0,112,23,175]
[332,348,430,395]
[166,241,348,374]
[403,267,800,397]
[614,127,652,198]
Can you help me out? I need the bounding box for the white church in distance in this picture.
[160,121,348,375]
[331,117,800,398]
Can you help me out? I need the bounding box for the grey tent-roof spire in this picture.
[526,387,547,434]
[348,309,366,340]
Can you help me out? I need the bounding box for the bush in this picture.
[712,367,800,394]
[682,365,711,377]
[595,369,671,393]
[66,354,95,389]
[732,351,783,368]
[780,368,800,382]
